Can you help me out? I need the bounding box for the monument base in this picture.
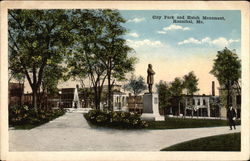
[141,93,165,121]
[141,113,165,121]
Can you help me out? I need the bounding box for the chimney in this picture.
[212,81,215,96]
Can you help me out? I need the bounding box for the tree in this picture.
[156,80,171,115]
[183,71,199,116]
[67,9,107,110]
[8,10,73,110]
[169,77,184,116]
[183,71,199,95]
[210,47,241,109]
[99,10,137,110]
[68,9,137,110]
[40,64,67,109]
[124,74,147,96]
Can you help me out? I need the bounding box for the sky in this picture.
[118,10,241,95]
[22,10,241,96]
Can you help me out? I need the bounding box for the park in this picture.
[8,9,241,151]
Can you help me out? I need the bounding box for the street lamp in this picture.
[59,90,62,108]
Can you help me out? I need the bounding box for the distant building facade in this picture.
[127,95,143,113]
[112,91,128,111]
[9,83,24,106]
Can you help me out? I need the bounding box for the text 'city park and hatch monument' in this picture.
[141,64,165,121]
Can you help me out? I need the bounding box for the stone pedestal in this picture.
[141,93,164,121]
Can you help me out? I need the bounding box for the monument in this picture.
[72,85,81,108]
[141,64,165,121]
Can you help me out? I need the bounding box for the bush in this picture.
[9,105,66,128]
[84,109,148,129]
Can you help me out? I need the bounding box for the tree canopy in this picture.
[156,80,171,109]
[210,47,241,89]
[183,71,199,95]
[8,10,74,110]
[210,47,241,108]
[124,74,147,96]
[67,9,137,109]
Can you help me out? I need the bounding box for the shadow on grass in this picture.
[161,132,241,151]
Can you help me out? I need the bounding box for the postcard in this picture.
[0,1,249,161]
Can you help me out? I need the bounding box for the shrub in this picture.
[9,105,66,127]
[84,109,148,129]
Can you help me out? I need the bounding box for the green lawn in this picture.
[84,116,240,130]
[145,117,240,129]
[161,133,241,151]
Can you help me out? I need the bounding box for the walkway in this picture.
[9,110,241,151]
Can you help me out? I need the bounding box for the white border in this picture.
[1,1,249,161]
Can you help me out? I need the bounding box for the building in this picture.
[184,95,211,117]
[112,91,128,111]
[127,94,143,113]
[9,83,24,106]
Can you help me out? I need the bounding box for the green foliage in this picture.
[210,47,241,87]
[8,10,74,109]
[169,77,184,96]
[161,133,240,151]
[42,64,67,94]
[183,71,199,95]
[156,72,199,112]
[124,74,147,96]
[146,117,240,129]
[9,105,66,128]
[84,109,148,129]
[67,9,137,109]
[210,48,241,108]
[156,80,171,109]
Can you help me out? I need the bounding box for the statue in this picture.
[147,64,155,93]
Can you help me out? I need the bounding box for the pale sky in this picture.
[120,10,241,95]
[23,10,241,96]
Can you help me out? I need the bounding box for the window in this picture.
[203,99,206,105]
[197,99,200,105]
[193,99,195,105]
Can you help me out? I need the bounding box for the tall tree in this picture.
[169,77,184,116]
[183,71,199,116]
[183,71,199,95]
[124,74,147,96]
[68,9,137,110]
[100,10,137,110]
[8,10,73,110]
[156,80,171,115]
[210,47,241,109]
[67,9,107,109]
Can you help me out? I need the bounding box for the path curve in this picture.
[9,111,240,151]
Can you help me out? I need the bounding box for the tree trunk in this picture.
[178,101,180,117]
[191,107,194,118]
[184,98,187,117]
[93,87,100,110]
[107,58,112,111]
[226,80,230,109]
[32,86,38,112]
[18,81,22,106]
